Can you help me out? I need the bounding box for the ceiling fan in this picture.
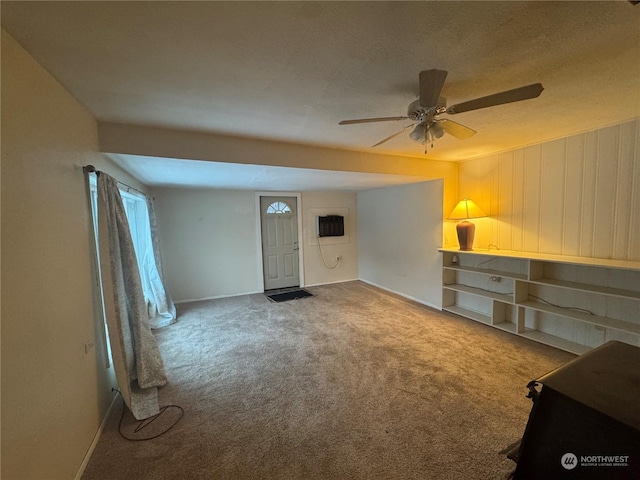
[338,69,544,152]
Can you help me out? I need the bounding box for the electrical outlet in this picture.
[490,276,501,282]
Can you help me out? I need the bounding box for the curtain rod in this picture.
[83,164,147,198]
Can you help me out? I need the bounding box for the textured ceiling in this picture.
[2,1,639,165]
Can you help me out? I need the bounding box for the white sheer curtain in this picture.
[109,186,177,329]
[97,173,167,420]
[144,196,177,329]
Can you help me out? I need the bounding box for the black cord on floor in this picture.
[113,389,184,441]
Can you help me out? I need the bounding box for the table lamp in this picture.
[448,198,487,251]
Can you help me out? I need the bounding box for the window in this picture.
[88,175,150,280]
[266,201,291,214]
[119,190,151,281]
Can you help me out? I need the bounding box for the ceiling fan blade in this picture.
[339,116,408,125]
[446,83,544,114]
[439,119,476,139]
[371,123,416,147]
[419,69,448,108]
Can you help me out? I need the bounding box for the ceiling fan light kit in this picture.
[339,69,544,153]
[409,123,427,143]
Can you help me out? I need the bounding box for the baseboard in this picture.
[174,290,263,304]
[303,278,360,288]
[358,279,442,311]
[175,279,436,306]
[175,280,364,303]
[74,392,119,480]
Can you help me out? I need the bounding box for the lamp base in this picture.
[456,221,475,251]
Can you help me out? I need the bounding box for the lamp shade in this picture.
[409,123,427,144]
[447,198,487,220]
[430,122,445,139]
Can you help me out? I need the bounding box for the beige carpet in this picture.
[82,281,574,479]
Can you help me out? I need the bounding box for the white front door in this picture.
[260,196,300,290]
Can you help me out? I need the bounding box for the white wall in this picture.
[301,191,358,286]
[454,119,640,261]
[153,188,261,301]
[153,188,360,302]
[1,30,148,480]
[358,180,444,309]
[99,122,460,181]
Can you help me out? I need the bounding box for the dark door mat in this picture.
[266,289,313,303]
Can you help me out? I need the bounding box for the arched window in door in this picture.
[266,201,291,214]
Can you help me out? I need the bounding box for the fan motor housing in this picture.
[407,99,424,120]
[407,98,445,122]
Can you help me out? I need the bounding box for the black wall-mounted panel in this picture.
[317,215,344,237]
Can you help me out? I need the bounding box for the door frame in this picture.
[255,192,304,291]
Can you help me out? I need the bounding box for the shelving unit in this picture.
[439,248,640,355]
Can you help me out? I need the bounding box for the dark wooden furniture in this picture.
[514,341,640,479]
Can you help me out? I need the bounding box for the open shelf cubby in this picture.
[439,248,640,354]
